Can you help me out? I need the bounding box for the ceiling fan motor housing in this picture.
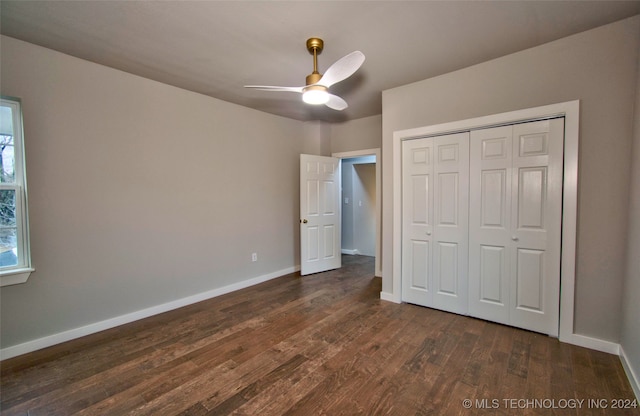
[306,38,324,53]
[305,72,323,86]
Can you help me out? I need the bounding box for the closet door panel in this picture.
[402,139,434,306]
[479,245,506,305]
[437,172,459,226]
[402,133,469,314]
[517,167,547,230]
[469,126,512,324]
[435,242,458,295]
[510,119,564,336]
[409,240,430,291]
[432,134,469,314]
[481,169,508,228]
[515,248,545,312]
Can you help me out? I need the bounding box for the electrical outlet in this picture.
[251,253,258,262]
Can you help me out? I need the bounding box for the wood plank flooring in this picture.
[1,255,638,415]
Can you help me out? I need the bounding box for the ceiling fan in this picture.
[244,38,365,111]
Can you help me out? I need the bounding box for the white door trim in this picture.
[332,148,382,277]
[391,101,580,345]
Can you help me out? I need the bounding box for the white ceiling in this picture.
[1,1,639,122]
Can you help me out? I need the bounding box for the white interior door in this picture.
[300,154,341,275]
[402,132,469,314]
[469,118,564,336]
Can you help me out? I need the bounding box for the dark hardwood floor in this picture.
[1,255,638,415]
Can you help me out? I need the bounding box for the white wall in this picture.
[620,41,640,397]
[382,16,640,344]
[0,36,310,351]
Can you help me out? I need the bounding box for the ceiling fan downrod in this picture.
[305,37,324,85]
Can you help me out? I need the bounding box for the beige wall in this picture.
[330,114,381,154]
[382,16,640,343]
[620,40,640,394]
[303,120,332,156]
[0,36,309,349]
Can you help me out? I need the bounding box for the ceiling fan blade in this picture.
[325,94,348,111]
[244,85,304,93]
[317,51,365,88]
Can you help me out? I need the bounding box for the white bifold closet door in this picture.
[469,118,564,336]
[401,118,564,336]
[401,132,469,314]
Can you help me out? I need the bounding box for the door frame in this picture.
[390,101,606,351]
[332,148,382,277]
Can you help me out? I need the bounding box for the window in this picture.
[0,97,33,286]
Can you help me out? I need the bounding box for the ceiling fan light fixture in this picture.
[245,38,364,111]
[302,86,329,105]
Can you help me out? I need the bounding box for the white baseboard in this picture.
[563,333,620,355]
[380,291,401,303]
[0,265,300,361]
[341,249,359,255]
[620,345,640,400]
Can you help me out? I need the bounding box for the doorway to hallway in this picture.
[333,149,381,277]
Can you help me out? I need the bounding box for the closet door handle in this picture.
[511,235,519,241]
[426,231,432,236]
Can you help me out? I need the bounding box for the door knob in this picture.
[426,231,432,236]
[511,235,519,241]
[301,219,308,224]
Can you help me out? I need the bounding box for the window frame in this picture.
[0,96,34,286]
